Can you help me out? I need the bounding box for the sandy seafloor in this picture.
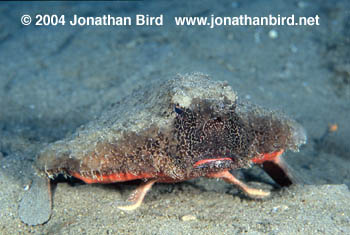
[0,0,350,234]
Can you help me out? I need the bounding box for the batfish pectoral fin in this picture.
[19,174,52,225]
[117,179,157,211]
[260,156,295,187]
[252,149,298,187]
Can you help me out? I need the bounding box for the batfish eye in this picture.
[215,116,222,122]
[174,105,184,115]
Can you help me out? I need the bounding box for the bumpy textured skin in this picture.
[36,73,306,183]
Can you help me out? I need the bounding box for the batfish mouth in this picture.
[193,157,233,168]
